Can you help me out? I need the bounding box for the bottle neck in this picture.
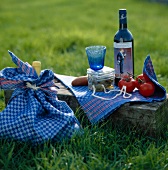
[32,61,41,76]
[119,11,127,29]
[119,23,127,29]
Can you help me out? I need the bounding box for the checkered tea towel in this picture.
[55,55,167,124]
[0,51,81,145]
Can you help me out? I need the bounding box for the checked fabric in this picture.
[0,51,81,145]
[55,55,167,124]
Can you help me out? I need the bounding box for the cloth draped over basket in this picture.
[0,51,81,145]
[55,55,167,124]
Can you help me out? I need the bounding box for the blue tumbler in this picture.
[85,45,106,71]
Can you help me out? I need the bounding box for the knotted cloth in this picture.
[0,51,81,145]
[55,55,167,124]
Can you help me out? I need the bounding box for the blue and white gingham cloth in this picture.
[55,55,167,124]
[0,51,81,145]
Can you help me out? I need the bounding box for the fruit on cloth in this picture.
[120,73,155,97]
[118,75,135,93]
[135,73,151,89]
[136,73,150,82]
[139,82,155,97]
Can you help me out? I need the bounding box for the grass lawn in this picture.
[0,0,168,169]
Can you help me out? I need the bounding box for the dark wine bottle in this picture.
[114,9,134,86]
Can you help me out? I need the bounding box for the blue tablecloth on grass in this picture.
[0,51,81,145]
[55,55,167,124]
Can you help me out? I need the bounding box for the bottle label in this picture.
[114,42,133,78]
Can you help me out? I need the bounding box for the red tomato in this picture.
[118,76,135,93]
[143,73,151,82]
[139,82,155,97]
[133,79,140,89]
[136,73,150,83]
[135,73,151,89]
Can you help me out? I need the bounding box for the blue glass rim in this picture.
[85,45,106,51]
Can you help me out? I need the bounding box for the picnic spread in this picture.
[0,51,167,144]
[55,55,166,124]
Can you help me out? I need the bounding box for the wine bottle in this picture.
[114,9,134,86]
[32,61,41,76]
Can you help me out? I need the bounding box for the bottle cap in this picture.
[32,61,41,76]
[119,9,127,14]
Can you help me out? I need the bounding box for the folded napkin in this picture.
[55,55,166,124]
[0,51,81,145]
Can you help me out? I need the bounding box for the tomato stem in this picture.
[127,72,143,83]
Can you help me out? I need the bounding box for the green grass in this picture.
[0,0,168,169]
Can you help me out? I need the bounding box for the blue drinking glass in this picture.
[85,45,106,71]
